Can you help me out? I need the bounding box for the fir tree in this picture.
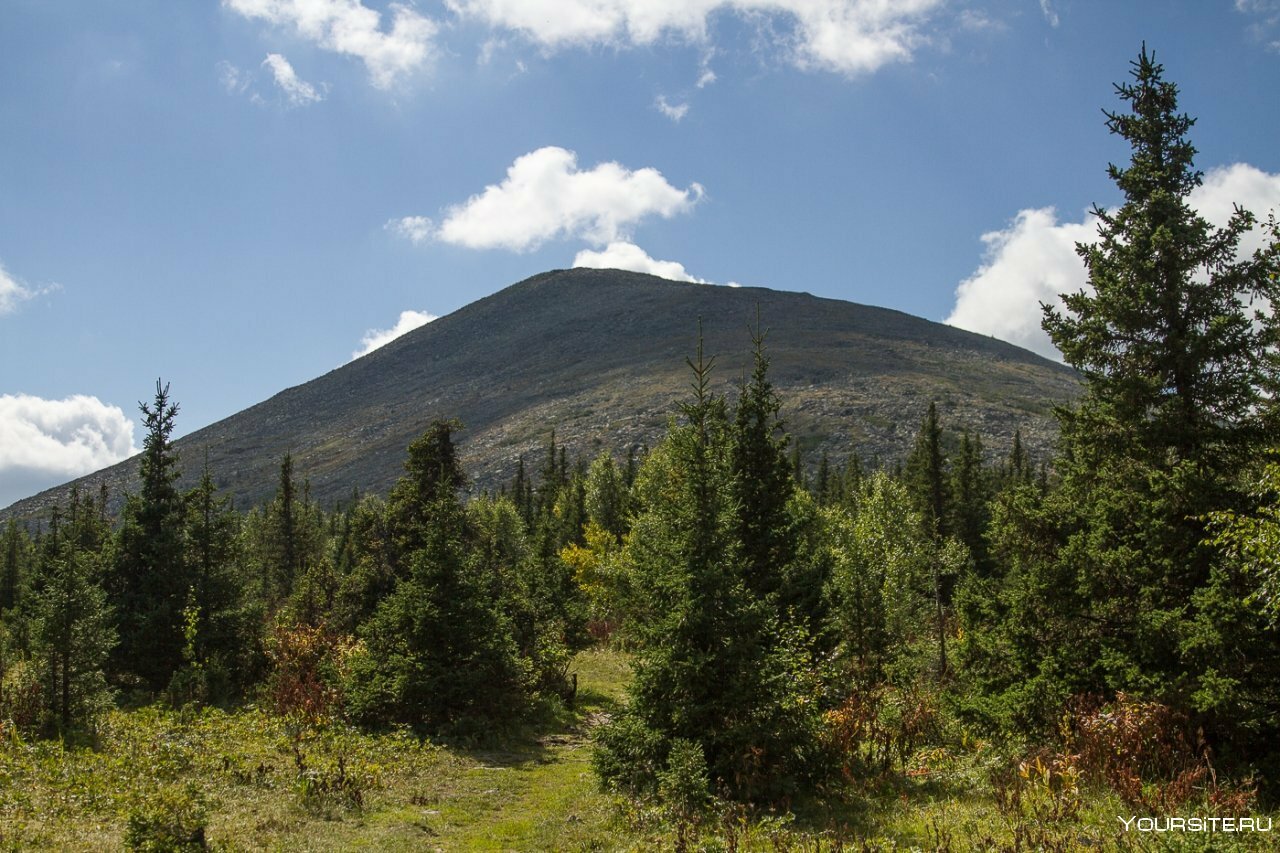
[596,330,822,802]
[110,380,189,691]
[182,461,251,697]
[731,318,796,604]
[31,491,116,735]
[904,402,947,538]
[1,519,32,614]
[346,423,526,733]
[974,48,1280,756]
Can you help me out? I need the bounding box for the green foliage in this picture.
[966,49,1280,772]
[471,493,581,698]
[584,451,628,539]
[1205,457,1280,625]
[825,473,966,689]
[110,380,191,693]
[16,488,118,737]
[31,547,115,735]
[178,464,255,702]
[124,782,208,851]
[345,423,529,734]
[904,402,947,538]
[731,318,796,605]
[597,334,825,803]
[1,519,33,615]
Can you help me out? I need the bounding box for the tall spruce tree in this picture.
[110,380,189,691]
[731,317,795,605]
[973,48,1280,754]
[181,461,251,696]
[904,402,947,538]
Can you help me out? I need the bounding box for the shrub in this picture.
[123,783,208,851]
[1072,692,1256,815]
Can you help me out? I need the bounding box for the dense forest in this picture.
[2,49,1279,850]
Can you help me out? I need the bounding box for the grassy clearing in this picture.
[2,648,1275,851]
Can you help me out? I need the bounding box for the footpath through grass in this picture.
[0,648,635,851]
[2,648,1277,851]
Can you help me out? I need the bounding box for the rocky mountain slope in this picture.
[4,268,1080,518]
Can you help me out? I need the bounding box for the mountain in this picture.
[3,269,1079,519]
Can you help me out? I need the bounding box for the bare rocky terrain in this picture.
[3,268,1080,519]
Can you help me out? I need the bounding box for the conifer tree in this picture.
[585,452,628,540]
[949,430,991,571]
[731,318,796,604]
[346,422,527,732]
[596,331,822,802]
[30,490,115,734]
[385,420,465,573]
[181,461,251,695]
[1,519,32,614]
[110,380,189,691]
[904,402,947,538]
[974,48,1280,751]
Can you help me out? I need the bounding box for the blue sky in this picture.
[2,0,1279,507]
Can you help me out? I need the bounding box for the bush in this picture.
[123,783,208,851]
[1072,693,1256,815]
[0,658,45,735]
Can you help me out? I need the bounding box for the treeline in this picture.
[2,47,1279,820]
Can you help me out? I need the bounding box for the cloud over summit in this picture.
[393,146,702,252]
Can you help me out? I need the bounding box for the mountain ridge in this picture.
[3,268,1080,519]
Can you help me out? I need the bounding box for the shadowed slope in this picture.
[4,269,1078,518]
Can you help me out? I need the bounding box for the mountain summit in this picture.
[4,269,1079,517]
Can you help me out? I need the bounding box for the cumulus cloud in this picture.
[446,0,945,76]
[0,394,138,508]
[945,163,1280,360]
[351,309,437,360]
[655,95,689,122]
[946,208,1097,359]
[398,146,702,252]
[573,241,705,283]
[224,0,438,88]
[262,53,324,104]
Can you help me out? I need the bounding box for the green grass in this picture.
[3,650,1276,851]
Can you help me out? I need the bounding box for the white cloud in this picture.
[945,208,1096,359]
[262,53,324,104]
[224,0,438,89]
[1039,0,1060,28]
[573,241,705,283]
[945,163,1280,360]
[0,394,138,508]
[1188,163,1280,256]
[445,1,946,76]
[351,309,437,360]
[0,262,36,316]
[412,146,702,252]
[385,215,434,244]
[0,261,56,316]
[655,94,689,122]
